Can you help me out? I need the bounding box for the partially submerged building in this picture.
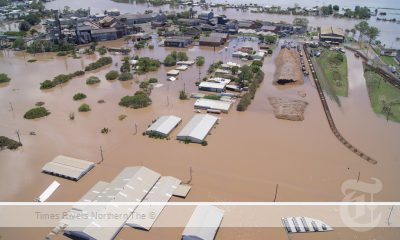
[199,32,229,47]
[319,26,345,43]
[42,155,95,181]
[164,36,193,48]
[90,28,118,41]
[145,115,182,137]
[198,81,226,93]
[61,166,190,239]
[194,98,232,113]
[182,205,224,240]
[177,114,218,143]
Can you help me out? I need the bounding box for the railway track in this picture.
[303,44,378,165]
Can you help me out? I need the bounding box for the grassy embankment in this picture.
[363,64,400,122]
[315,50,348,97]
[372,47,399,67]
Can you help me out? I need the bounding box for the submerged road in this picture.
[302,44,378,165]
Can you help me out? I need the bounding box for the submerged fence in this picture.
[303,44,378,165]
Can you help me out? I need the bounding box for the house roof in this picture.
[200,36,222,43]
[194,98,232,112]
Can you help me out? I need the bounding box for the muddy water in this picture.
[0,35,400,238]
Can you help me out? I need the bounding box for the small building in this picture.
[91,28,117,41]
[167,69,180,76]
[251,51,266,60]
[42,155,95,181]
[146,115,182,137]
[176,65,189,71]
[194,98,232,113]
[199,36,223,47]
[177,114,219,143]
[319,26,345,43]
[198,11,214,21]
[164,36,193,48]
[381,48,398,57]
[198,81,226,93]
[182,205,224,240]
[260,25,278,33]
[178,18,201,26]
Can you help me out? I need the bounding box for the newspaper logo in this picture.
[340,178,382,232]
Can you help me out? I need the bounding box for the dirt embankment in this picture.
[268,97,308,121]
[274,48,304,86]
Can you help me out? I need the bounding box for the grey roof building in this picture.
[177,114,219,143]
[42,155,95,181]
[182,205,224,240]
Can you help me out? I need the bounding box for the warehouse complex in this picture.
[177,114,218,143]
[41,155,95,181]
[62,166,191,240]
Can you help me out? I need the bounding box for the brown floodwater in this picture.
[0,32,399,239]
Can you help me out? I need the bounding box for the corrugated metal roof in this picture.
[199,81,226,90]
[177,114,218,143]
[146,115,182,136]
[194,99,232,112]
[64,167,161,240]
[125,176,181,230]
[42,155,94,181]
[182,205,224,240]
[320,26,344,37]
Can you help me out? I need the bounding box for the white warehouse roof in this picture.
[177,114,218,143]
[146,115,182,136]
[125,176,181,230]
[194,98,232,113]
[64,166,161,240]
[42,155,95,181]
[199,82,226,90]
[182,205,224,240]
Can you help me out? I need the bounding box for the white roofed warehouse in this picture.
[145,115,182,137]
[198,82,226,93]
[194,98,232,113]
[177,114,218,144]
[42,155,95,181]
[182,205,224,240]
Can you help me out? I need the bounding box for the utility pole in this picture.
[134,123,138,135]
[9,102,13,112]
[357,171,361,183]
[15,130,21,145]
[273,184,279,202]
[99,146,104,164]
[185,166,193,185]
[388,205,394,226]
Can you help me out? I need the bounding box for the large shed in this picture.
[64,166,161,240]
[198,82,226,93]
[194,99,232,113]
[146,115,182,137]
[182,205,224,240]
[42,155,95,181]
[125,176,181,230]
[177,114,218,143]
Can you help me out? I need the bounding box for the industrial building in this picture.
[145,115,182,137]
[59,166,191,240]
[42,155,95,181]
[182,205,224,240]
[64,167,161,240]
[125,176,181,230]
[198,81,226,93]
[164,36,193,48]
[194,98,232,113]
[319,26,345,43]
[177,114,218,143]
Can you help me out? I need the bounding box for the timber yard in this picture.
[0,0,400,240]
